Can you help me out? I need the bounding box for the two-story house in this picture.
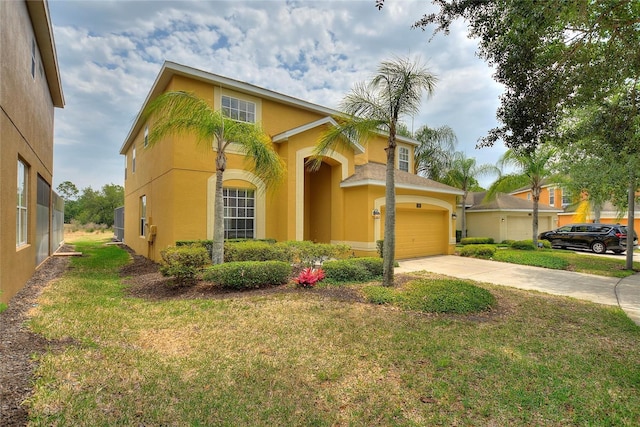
[120,62,463,261]
[0,0,65,304]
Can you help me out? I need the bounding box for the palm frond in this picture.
[143,91,221,149]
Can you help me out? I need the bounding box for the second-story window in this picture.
[31,39,37,79]
[144,126,149,147]
[398,146,410,172]
[222,95,256,123]
[132,146,136,173]
[549,188,555,206]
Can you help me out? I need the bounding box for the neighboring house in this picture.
[0,0,65,304]
[119,62,463,261]
[458,192,562,242]
[558,200,640,231]
[510,180,571,210]
[511,181,640,231]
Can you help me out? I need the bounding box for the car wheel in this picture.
[591,241,607,254]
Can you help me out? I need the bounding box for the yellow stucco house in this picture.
[120,62,463,262]
[1,0,65,304]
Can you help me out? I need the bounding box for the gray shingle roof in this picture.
[341,162,464,195]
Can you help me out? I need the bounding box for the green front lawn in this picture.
[24,239,640,426]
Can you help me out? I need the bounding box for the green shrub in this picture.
[458,244,496,259]
[323,257,383,283]
[460,237,494,245]
[283,241,351,267]
[398,279,495,314]
[224,240,291,263]
[159,244,209,285]
[0,302,7,314]
[202,261,291,289]
[176,240,214,258]
[509,240,536,250]
[362,286,397,305]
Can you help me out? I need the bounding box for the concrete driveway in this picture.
[396,255,640,326]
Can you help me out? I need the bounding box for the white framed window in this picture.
[132,146,136,173]
[561,188,571,206]
[223,188,255,239]
[398,146,410,172]
[17,159,28,246]
[221,95,256,123]
[527,193,531,201]
[140,195,146,237]
[549,188,555,206]
[144,126,149,147]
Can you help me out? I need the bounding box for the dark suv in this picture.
[538,223,638,254]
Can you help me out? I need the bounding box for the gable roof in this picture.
[510,179,557,195]
[465,191,563,212]
[341,162,464,195]
[272,117,365,154]
[120,61,418,155]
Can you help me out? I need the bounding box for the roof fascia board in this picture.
[27,0,64,107]
[273,116,365,154]
[341,179,464,195]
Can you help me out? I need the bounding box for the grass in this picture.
[25,238,640,426]
[483,248,640,278]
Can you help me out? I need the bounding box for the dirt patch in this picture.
[0,246,73,427]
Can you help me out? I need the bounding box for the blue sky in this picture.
[48,0,506,192]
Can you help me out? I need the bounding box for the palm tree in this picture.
[442,152,498,239]
[312,57,437,286]
[413,124,457,180]
[143,91,285,264]
[489,146,557,247]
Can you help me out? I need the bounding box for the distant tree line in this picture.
[56,181,124,227]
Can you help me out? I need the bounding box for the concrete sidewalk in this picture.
[396,255,640,326]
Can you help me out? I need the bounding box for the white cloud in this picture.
[49,0,505,191]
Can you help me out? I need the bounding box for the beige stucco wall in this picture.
[0,0,59,304]
[466,211,558,242]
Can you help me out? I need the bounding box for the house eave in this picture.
[26,0,64,108]
[341,179,464,195]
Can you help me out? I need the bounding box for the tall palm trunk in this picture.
[532,185,540,248]
[382,144,396,287]
[212,152,226,264]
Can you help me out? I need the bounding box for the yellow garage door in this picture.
[383,208,448,259]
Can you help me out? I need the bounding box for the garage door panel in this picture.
[382,208,447,259]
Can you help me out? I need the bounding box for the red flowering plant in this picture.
[294,267,325,288]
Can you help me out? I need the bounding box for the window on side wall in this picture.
[31,39,36,79]
[549,188,555,206]
[144,126,149,147]
[221,95,256,123]
[140,195,146,237]
[17,159,28,247]
[398,146,410,172]
[223,188,255,239]
[561,188,571,207]
[132,146,136,173]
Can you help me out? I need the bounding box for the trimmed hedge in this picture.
[178,239,352,266]
[460,237,495,245]
[224,240,291,263]
[458,244,496,259]
[159,244,209,285]
[323,257,383,283]
[202,261,292,289]
[510,239,552,250]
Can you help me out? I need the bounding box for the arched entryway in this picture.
[304,161,333,243]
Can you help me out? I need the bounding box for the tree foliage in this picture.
[442,152,498,239]
[56,182,124,227]
[313,56,437,286]
[413,124,457,180]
